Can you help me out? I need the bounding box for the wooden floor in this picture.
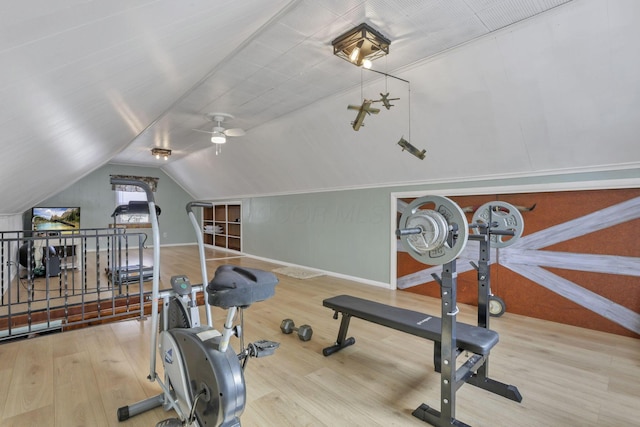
[0,245,638,427]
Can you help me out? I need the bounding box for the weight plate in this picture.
[399,195,468,265]
[404,209,449,253]
[472,201,524,248]
[489,295,506,317]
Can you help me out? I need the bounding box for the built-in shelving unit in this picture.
[203,202,241,252]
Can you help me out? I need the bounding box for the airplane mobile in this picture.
[397,137,426,160]
[347,99,380,131]
[373,92,400,110]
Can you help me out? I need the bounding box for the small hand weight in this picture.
[280,318,313,341]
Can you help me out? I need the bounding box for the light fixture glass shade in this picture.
[349,40,364,62]
[151,147,171,159]
[332,23,390,67]
[211,131,226,144]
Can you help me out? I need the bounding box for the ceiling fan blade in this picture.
[192,128,213,134]
[224,128,245,137]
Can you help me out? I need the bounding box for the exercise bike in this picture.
[112,178,279,426]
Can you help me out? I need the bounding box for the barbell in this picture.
[397,196,469,265]
[397,196,525,265]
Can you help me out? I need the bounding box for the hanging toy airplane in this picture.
[397,137,426,160]
[347,99,380,131]
[373,92,400,110]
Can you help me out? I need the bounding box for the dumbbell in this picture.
[280,318,313,341]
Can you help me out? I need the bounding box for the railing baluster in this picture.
[1,228,151,341]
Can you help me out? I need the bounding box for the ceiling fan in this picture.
[193,113,245,154]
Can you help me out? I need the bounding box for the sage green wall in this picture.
[33,164,198,246]
[32,163,637,284]
[242,189,389,283]
[241,168,640,285]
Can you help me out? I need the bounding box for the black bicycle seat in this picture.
[207,265,278,308]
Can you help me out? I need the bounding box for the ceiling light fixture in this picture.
[210,129,226,144]
[332,23,390,67]
[151,147,171,160]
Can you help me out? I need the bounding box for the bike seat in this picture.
[207,265,278,308]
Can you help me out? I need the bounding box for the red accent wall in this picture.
[398,189,640,338]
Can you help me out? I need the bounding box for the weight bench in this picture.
[329,196,523,427]
[322,295,498,360]
[323,294,521,427]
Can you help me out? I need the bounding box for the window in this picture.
[109,174,158,226]
[115,190,149,224]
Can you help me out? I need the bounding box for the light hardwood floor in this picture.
[0,245,638,427]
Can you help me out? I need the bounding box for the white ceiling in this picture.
[2,0,639,214]
[111,0,575,166]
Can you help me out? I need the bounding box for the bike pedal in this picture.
[253,339,280,357]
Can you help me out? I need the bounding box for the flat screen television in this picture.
[32,207,80,232]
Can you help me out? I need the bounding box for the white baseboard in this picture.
[243,252,392,290]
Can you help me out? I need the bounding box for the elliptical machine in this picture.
[112,178,279,426]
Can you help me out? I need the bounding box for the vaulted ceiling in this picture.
[2,0,639,214]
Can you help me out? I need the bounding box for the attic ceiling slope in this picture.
[0,0,293,215]
[165,0,640,201]
[111,0,574,168]
[0,0,576,216]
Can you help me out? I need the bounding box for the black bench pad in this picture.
[324,295,498,355]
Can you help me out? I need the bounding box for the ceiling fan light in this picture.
[211,131,226,144]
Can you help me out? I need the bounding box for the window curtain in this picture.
[110,175,159,192]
